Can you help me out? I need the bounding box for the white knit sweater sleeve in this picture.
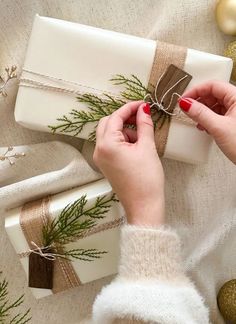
[92,225,209,324]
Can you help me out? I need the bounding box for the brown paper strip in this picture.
[52,246,81,294]
[20,197,81,292]
[148,41,189,157]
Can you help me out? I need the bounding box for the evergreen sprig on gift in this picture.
[42,193,118,262]
[51,93,126,142]
[110,74,148,100]
[49,74,167,141]
[0,272,31,324]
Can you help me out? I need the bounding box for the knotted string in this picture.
[28,241,59,261]
[143,69,219,117]
[144,71,188,116]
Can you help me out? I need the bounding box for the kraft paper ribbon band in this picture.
[19,197,125,293]
[148,41,188,157]
[20,197,81,293]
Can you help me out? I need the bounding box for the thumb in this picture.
[136,103,154,143]
[178,97,223,135]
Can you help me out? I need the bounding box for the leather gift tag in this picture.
[151,64,192,115]
[28,248,54,289]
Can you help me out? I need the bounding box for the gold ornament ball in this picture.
[217,279,236,322]
[216,0,236,35]
[224,41,236,81]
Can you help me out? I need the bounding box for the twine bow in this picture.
[29,241,58,261]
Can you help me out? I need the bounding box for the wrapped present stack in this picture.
[14,15,232,164]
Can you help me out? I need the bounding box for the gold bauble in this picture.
[224,41,236,81]
[217,279,236,322]
[216,0,236,35]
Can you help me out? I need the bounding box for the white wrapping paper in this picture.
[5,179,124,299]
[15,15,233,163]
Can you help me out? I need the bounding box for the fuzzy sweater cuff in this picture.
[119,225,186,281]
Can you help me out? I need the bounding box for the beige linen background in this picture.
[0,0,236,323]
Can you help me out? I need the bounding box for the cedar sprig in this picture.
[77,93,126,113]
[110,74,149,100]
[48,74,170,140]
[49,74,150,139]
[49,92,126,136]
[63,249,107,262]
[0,272,31,324]
[42,193,118,262]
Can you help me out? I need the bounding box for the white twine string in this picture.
[20,68,122,100]
[20,68,187,118]
[20,69,220,120]
[28,241,59,261]
[144,71,188,116]
[144,75,220,118]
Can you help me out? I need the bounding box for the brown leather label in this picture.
[151,64,192,115]
[28,248,54,289]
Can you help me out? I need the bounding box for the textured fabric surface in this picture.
[0,0,236,323]
[0,141,102,209]
[93,225,209,323]
[118,225,186,281]
[93,280,209,324]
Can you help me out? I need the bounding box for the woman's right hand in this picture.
[178,80,236,164]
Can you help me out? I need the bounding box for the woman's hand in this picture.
[93,101,165,226]
[178,80,236,164]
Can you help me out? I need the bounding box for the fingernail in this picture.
[178,98,192,112]
[143,103,151,115]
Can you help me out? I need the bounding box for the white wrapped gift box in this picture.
[15,15,232,164]
[5,179,124,299]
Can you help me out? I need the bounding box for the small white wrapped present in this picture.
[5,179,124,299]
[15,15,232,163]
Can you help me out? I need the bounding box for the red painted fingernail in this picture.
[143,103,151,115]
[178,98,192,112]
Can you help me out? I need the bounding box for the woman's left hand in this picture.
[93,101,165,226]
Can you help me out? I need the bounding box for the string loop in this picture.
[29,241,58,261]
[144,72,187,116]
